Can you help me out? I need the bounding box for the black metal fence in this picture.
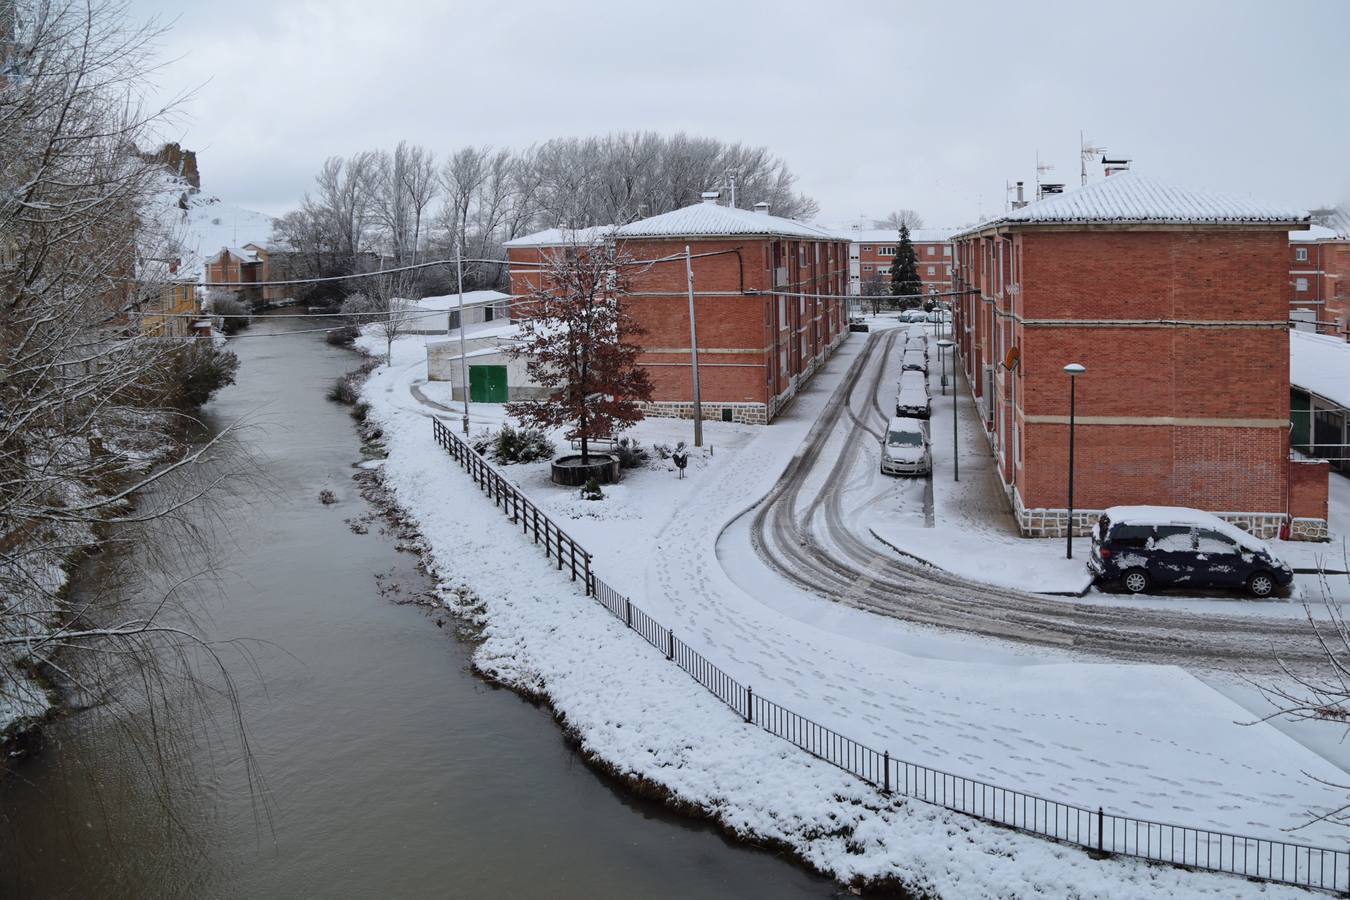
[429,417,1349,893]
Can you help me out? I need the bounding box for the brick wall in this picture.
[507,234,850,422]
[956,225,1328,531]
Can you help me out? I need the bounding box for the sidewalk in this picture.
[867,352,1095,594]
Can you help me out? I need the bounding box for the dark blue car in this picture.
[1087,506,1294,598]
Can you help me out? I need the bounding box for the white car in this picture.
[895,370,931,418]
[901,347,928,373]
[880,416,932,476]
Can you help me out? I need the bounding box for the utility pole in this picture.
[456,240,470,435]
[685,244,703,447]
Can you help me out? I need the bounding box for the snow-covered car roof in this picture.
[1101,506,1271,553]
[886,416,927,434]
[896,371,929,406]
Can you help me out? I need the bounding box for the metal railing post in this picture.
[745,685,753,723]
[666,629,674,660]
[884,751,890,793]
[1098,806,1105,853]
[625,597,632,628]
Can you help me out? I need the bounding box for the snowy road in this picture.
[744,330,1328,675]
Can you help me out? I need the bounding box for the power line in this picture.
[188,247,744,289]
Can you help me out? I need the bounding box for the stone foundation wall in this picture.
[1290,517,1331,542]
[639,400,768,426]
[1012,491,1330,542]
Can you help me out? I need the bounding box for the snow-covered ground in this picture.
[358,326,1350,896]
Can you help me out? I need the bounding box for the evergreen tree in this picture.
[890,224,922,307]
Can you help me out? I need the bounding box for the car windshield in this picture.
[887,430,922,447]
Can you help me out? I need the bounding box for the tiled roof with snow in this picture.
[1291,208,1350,242]
[503,225,616,248]
[954,173,1309,237]
[826,226,956,244]
[1291,329,1350,409]
[209,246,260,263]
[614,202,837,241]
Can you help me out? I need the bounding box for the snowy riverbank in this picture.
[357,329,1339,897]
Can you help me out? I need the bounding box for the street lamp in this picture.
[1063,363,1086,559]
[937,338,957,482]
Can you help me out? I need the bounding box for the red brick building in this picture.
[503,196,850,424]
[951,172,1328,540]
[1289,208,1350,337]
[839,227,954,298]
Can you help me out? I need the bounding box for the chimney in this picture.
[753,201,770,215]
[1102,155,1131,177]
[701,190,720,205]
[1016,181,1024,203]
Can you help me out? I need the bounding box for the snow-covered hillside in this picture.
[147,174,276,280]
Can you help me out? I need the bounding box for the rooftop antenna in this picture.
[1080,131,1106,186]
[1035,151,1054,195]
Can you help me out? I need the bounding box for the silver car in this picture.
[880,416,932,476]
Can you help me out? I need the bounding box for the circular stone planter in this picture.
[550,454,621,486]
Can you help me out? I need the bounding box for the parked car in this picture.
[898,309,928,323]
[925,309,952,324]
[1088,505,1294,598]
[880,416,931,476]
[848,318,870,332]
[901,347,927,373]
[895,370,931,418]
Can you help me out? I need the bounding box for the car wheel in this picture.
[1247,571,1275,598]
[1121,568,1150,594]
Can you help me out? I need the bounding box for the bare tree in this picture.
[340,268,419,364]
[875,209,926,230]
[374,141,437,269]
[861,275,890,315]
[1,0,255,781]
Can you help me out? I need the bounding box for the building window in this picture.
[927,266,936,276]
[943,246,952,256]
[927,246,936,256]
[1296,277,1309,292]
[862,245,871,251]
[878,246,895,256]
[946,265,952,275]
[863,265,873,272]
[1296,247,1309,262]
[878,267,890,275]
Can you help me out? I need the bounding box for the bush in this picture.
[326,324,359,346]
[328,375,360,405]
[580,477,604,501]
[491,424,555,465]
[614,437,648,469]
[174,344,239,407]
[350,402,369,423]
[470,428,495,456]
[652,440,685,461]
[211,296,249,335]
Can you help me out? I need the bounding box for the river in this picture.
[0,314,837,898]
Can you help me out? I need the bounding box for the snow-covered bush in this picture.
[491,424,555,465]
[328,374,360,405]
[210,295,249,335]
[614,437,648,469]
[580,477,604,501]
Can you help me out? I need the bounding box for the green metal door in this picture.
[469,365,508,403]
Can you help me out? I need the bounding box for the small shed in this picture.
[1291,330,1350,474]
[402,290,511,334]
[425,321,547,403]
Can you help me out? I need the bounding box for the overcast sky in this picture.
[131,0,1350,227]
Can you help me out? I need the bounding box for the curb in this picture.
[867,527,1095,598]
